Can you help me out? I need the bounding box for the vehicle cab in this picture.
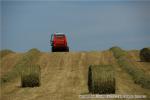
[50,32,69,52]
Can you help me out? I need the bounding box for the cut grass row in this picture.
[110,47,150,89]
[0,48,41,84]
[0,49,14,58]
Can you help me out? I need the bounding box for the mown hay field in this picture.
[0,48,41,84]
[127,50,150,75]
[110,47,150,89]
[0,49,150,100]
[0,49,14,58]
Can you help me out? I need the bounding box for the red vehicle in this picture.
[50,32,69,52]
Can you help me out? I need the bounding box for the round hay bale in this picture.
[88,65,115,94]
[140,48,150,62]
[21,64,41,87]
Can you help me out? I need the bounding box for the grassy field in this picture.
[0,49,150,100]
[110,47,150,89]
[127,50,150,75]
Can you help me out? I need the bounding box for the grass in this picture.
[140,47,150,62]
[110,46,150,89]
[0,48,41,84]
[21,64,41,87]
[0,49,14,58]
[88,65,115,94]
[109,46,127,59]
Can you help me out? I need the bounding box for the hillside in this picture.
[0,50,150,100]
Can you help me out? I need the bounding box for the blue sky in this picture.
[1,0,150,52]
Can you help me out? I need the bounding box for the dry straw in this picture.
[140,48,150,62]
[21,64,41,87]
[88,65,115,94]
[0,48,41,84]
[110,46,150,89]
[0,49,14,58]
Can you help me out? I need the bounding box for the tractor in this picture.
[50,32,69,52]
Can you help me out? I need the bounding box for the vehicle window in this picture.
[51,34,54,41]
[56,35,64,38]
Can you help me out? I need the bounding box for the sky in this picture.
[1,0,150,52]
